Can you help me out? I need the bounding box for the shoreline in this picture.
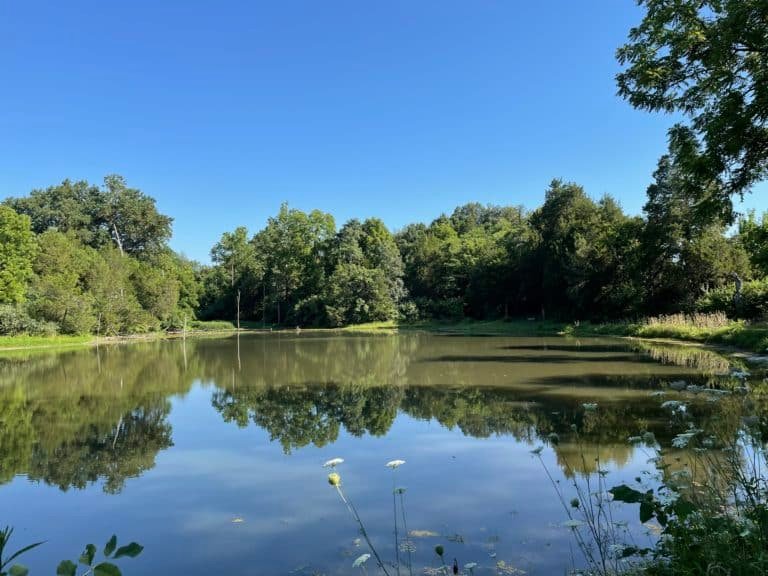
[1,320,766,363]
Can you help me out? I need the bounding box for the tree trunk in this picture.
[112,223,124,256]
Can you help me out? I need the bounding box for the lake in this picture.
[0,333,762,575]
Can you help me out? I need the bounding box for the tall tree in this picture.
[0,206,36,304]
[255,204,335,324]
[617,0,768,220]
[6,176,173,256]
[29,231,95,334]
[739,211,768,276]
[641,153,750,312]
[100,175,173,256]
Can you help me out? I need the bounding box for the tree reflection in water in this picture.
[0,334,763,491]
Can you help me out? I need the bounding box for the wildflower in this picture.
[386,459,406,469]
[562,520,585,528]
[582,403,598,411]
[352,553,370,568]
[328,472,341,486]
[530,446,544,455]
[323,457,344,468]
[570,498,580,509]
[672,431,697,448]
[435,545,445,558]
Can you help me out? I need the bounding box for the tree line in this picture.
[1,156,767,335]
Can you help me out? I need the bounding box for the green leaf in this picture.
[79,543,96,566]
[93,562,122,576]
[104,535,117,558]
[9,564,29,576]
[609,485,645,504]
[673,498,696,519]
[4,541,45,566]
[113,543,143,559]
[56,560,77,576]
[640,501,654,523]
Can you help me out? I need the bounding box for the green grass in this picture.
[338,320,399,333]
[337,318,566,335]
[574,313,768,353]
[188,319,238,331]
[0,334,93,349]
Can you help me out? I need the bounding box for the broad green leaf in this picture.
[94,562,122,576]
[104,535,117,557]
[79,543,96,566]
[56,560,77,576]
[113,543,143,559]
[9,564,29,576]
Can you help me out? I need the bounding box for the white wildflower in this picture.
[386,459,406,469]
[352,553,370,568]
[322,457,344,468]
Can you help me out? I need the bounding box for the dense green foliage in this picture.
[0,177,198,336]
[3,166,767,335]
[0,206,36,305]
[617,0,768,222]
[200,176,761,325]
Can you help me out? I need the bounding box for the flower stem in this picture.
[335,485,392,576]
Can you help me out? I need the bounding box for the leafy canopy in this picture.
[617,0,768,220]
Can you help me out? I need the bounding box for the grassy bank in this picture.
[573,312,768,353]
[2,314,766,354]
[0,320,244,351]
[338,318,566,335]
[0,334,93,349]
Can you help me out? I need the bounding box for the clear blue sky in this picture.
[1,0,765,263]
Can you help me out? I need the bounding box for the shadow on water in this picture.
[422,353,647,364]
[499,343,641,353]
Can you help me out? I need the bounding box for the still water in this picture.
[0,333,761,575]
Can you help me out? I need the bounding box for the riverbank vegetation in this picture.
[572,313,768,354]
[3,164,768,346]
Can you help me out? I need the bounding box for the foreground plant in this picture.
[325,459,391,576]
[56,535,143,576]
[532,404,645,575]
[0,526,44,576]
[0,529,141,576]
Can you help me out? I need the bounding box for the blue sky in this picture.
[1,0,765,263]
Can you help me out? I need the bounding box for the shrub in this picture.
[0,304,58,336]
[697,277,768,319]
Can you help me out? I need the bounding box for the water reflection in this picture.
[0,334,762,491]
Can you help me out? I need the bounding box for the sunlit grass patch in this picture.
[0,334,92,350]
